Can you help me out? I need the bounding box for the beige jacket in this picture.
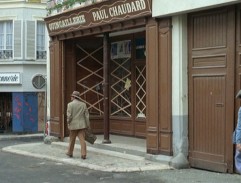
[66,99,90,130]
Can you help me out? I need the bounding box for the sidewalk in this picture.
[1,134,171,172]
[0,133,43,140]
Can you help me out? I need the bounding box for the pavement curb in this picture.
[2,142,171,172]
[0,134,43,141]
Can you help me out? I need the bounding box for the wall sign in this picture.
[0,73,21,84]
[45,0,151,36]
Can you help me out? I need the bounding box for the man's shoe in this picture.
[81,155,86,159]
[66,153,73,158]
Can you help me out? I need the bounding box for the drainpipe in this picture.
[102,33,111,144]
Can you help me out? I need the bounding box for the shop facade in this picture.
[45,0,173,156]
[153,0,241,173]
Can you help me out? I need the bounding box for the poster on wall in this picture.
[111,40,131,59]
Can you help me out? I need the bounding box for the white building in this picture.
[0,0,48,133]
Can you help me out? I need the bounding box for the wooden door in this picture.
[235,5,241,174]
[188,6,235,172]
[49,40,63,138]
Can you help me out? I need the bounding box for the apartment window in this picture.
[36,21,46,60]
[0,21,13,60]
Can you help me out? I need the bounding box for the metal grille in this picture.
[0,50,12,59]
[37,51,47,59]
[76,44,104,116]
[135,65,146,118]
[110,57,132,117]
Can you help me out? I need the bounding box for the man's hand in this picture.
[237,144,241,152]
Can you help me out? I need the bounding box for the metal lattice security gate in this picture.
[75,39,104,116]
[110,56,132,117]
[135,65,146,118]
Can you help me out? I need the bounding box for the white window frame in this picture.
[36,21,47,60]
[0,20,13,60]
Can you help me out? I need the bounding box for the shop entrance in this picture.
[69,31,146,138]
[0,93,12,133]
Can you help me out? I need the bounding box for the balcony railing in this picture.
[37,50,47,59]
[46,0,104,16]
[0,50,13,60]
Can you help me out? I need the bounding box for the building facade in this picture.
[0,0,48,133]
[45,0,173,154]
[45,0,241,173]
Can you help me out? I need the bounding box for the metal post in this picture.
[43,76,47,138]
[102,33,111,144]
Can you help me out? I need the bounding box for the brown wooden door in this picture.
[188,6,235,172]
[235,5,241,173]
[49,40,63,138]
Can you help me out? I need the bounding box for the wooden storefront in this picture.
[45,0,172,155]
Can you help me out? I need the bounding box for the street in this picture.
[0,138,241,183]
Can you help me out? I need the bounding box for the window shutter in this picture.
[26,21,36,60]
[14,20,22,59]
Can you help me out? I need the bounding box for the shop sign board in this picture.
[45,0,151,36]
[0,72,21,84]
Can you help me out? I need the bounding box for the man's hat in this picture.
[71,91,81,100]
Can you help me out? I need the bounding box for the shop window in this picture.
[0,21,13,60]
[110,40,132,117]
[135,38,145,60]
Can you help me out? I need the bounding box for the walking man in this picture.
[66,91,90,159]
